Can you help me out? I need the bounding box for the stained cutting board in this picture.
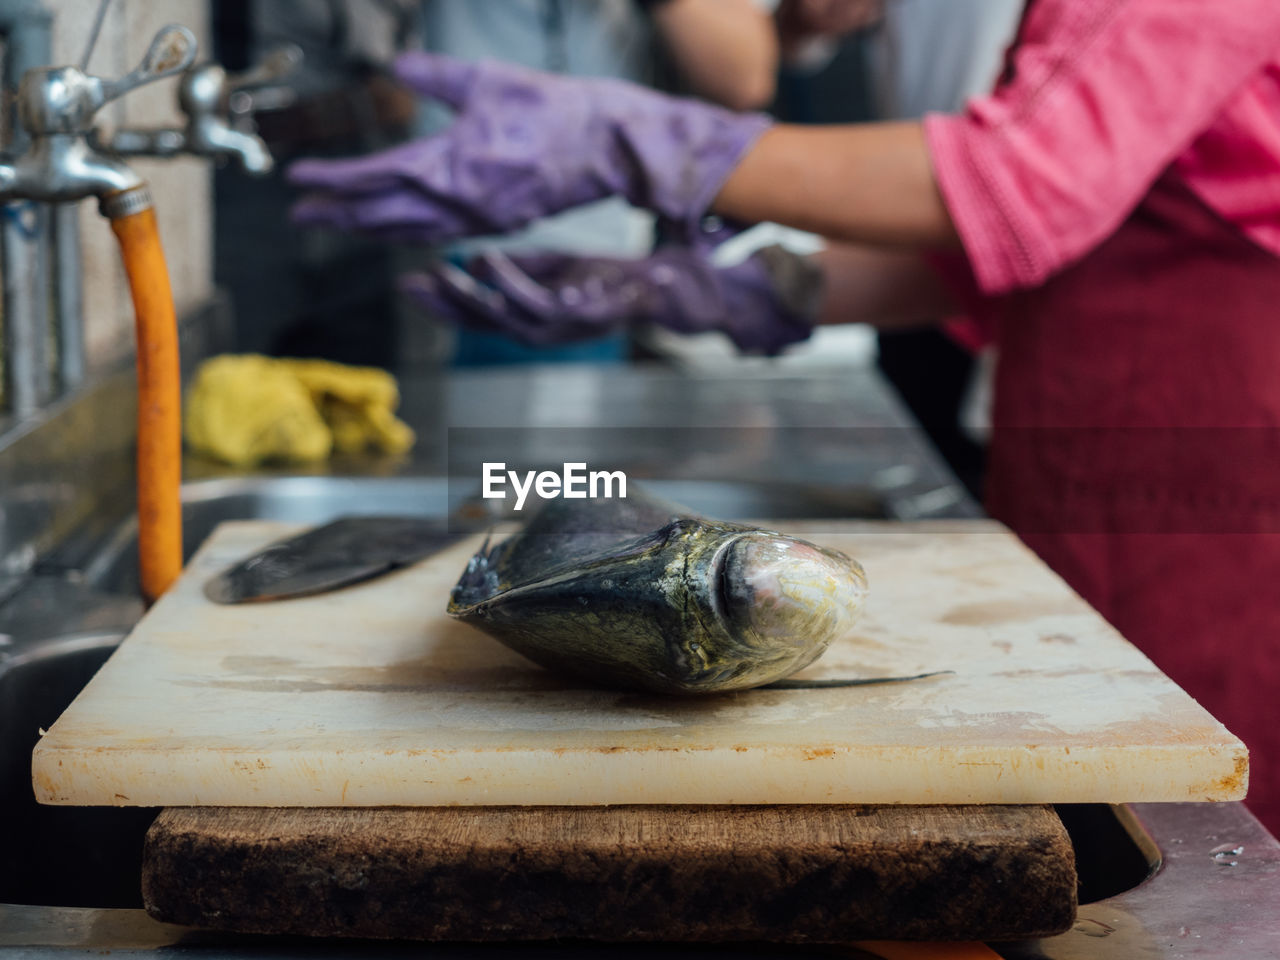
[141,804,1077,942]
[32,519,1247,807]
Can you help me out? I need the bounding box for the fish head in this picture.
[450,508,869,696]
[678,531,868,690]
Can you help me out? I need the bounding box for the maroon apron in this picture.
[983,168,1280,833]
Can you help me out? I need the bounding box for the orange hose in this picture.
[111,205,183,602]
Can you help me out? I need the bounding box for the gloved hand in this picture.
[399,244,824,356]
[287,52,772,244]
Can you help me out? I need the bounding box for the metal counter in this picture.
[179,363,983,522]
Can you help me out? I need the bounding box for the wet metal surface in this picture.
[998,802,1280,959]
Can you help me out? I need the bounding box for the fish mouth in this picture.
[715,532,868,656]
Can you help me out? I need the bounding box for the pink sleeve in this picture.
[924,0,1280,294]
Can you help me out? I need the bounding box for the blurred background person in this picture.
[864,0,1021,500]
[214,0,421,367]
[752,0,1023,497]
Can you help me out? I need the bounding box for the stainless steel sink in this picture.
[78,474,938,596]
[0,630,157,908]
[2,475,1278,957]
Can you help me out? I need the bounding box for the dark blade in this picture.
[204,517,470,604]
[765,670,954,690]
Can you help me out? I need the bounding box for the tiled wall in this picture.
[48,0,213,367]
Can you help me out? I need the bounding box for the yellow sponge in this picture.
[185,355,415,466]
[278,358,416,457]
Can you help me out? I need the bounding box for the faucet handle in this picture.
[226,44,303,93]
[15,24,198,137]
[225,45,304,125]
[99,25,198,106]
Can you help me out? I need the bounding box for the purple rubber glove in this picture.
[287,52,772,243]
[398,244,824,356]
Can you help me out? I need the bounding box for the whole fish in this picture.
[448,488,896,695]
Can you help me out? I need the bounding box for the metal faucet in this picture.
[0,20,197,417]
[0,24,197,213]
[103,45,302,176]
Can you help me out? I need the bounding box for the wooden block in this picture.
[142,804,1077,942]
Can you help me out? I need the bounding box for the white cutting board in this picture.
[32,519,1246,807]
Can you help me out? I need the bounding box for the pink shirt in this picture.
[924,0,1280,295]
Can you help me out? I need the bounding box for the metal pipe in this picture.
[1,204,46,416]
[78,0,111,71]
[0,0,53,417]
[53,203,83,390]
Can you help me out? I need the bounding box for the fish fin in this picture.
[448,528,503,610]
[765,670,954,690]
